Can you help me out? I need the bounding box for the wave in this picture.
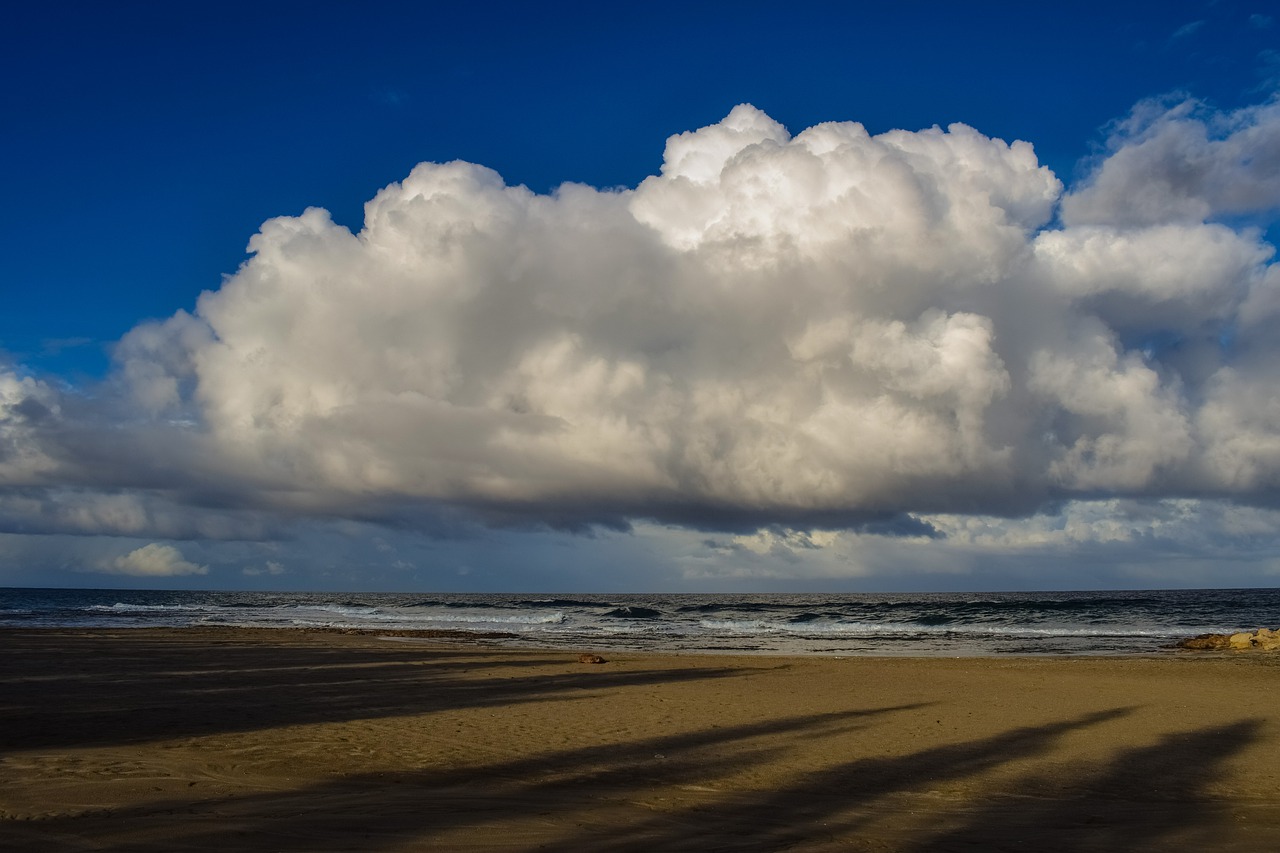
[604,606,662,619]
[695,617,1174,638]
[404,599,523,609]
[279,608,569,627]
[676,595,1171,621]
[407,611,567,626]
[292,604,384,617]
[520,598,608,609]
[676,601,833,614]
[87,603,213,613]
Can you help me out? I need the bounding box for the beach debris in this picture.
[577,652,608,664]
[1177,628,1280,651]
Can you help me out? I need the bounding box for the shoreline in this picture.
[3,627,1278,850]
[0,623,1223,659]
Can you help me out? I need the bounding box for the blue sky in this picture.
[3,1,1280,591]
[8,0,1274,374]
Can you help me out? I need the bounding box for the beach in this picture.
[2,628,1278,851]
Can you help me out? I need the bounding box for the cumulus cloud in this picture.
[3,100,1280,548]
[112,105,1067,528]
[1062,96,1280,227]
[0,371,61,483]
[100,543,207,577]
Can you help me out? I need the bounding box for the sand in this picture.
[1,628,1278,851]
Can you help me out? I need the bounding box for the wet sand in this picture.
[2,627,1278,851]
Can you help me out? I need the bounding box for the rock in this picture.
[577,653,607,664]
[1178,634,1231,650]
[1178,628,1280,651]
[1229,632,1255,649]
[1257,633,1280,651]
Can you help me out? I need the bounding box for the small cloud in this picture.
[41,337,94,356]
[374,88,409,107]
[99,543,207,577]
[243,560,286,577]
[1250,14,1273,29]
[1170,20,1205,41]
[728,527,842,557]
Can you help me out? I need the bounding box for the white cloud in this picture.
[0,371,60,483]
[100,543,207,577]
[0,100,1278,555]
[110,106,1067,525]
[1062,97,1280,227]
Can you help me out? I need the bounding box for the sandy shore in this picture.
[2,628,1278,851]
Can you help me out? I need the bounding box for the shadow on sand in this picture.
[0,629,758,750]
[1,630,1267,851]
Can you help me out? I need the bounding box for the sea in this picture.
[3,587,1278,656]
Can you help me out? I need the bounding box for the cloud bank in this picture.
[4,97,1280,550]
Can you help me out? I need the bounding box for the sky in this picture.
[3,1,1280,592]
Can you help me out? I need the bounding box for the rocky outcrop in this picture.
[1178,628,1280,651]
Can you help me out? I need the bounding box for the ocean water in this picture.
[3,587,1278,656]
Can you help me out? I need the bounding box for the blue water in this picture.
[2,587,1277,656]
